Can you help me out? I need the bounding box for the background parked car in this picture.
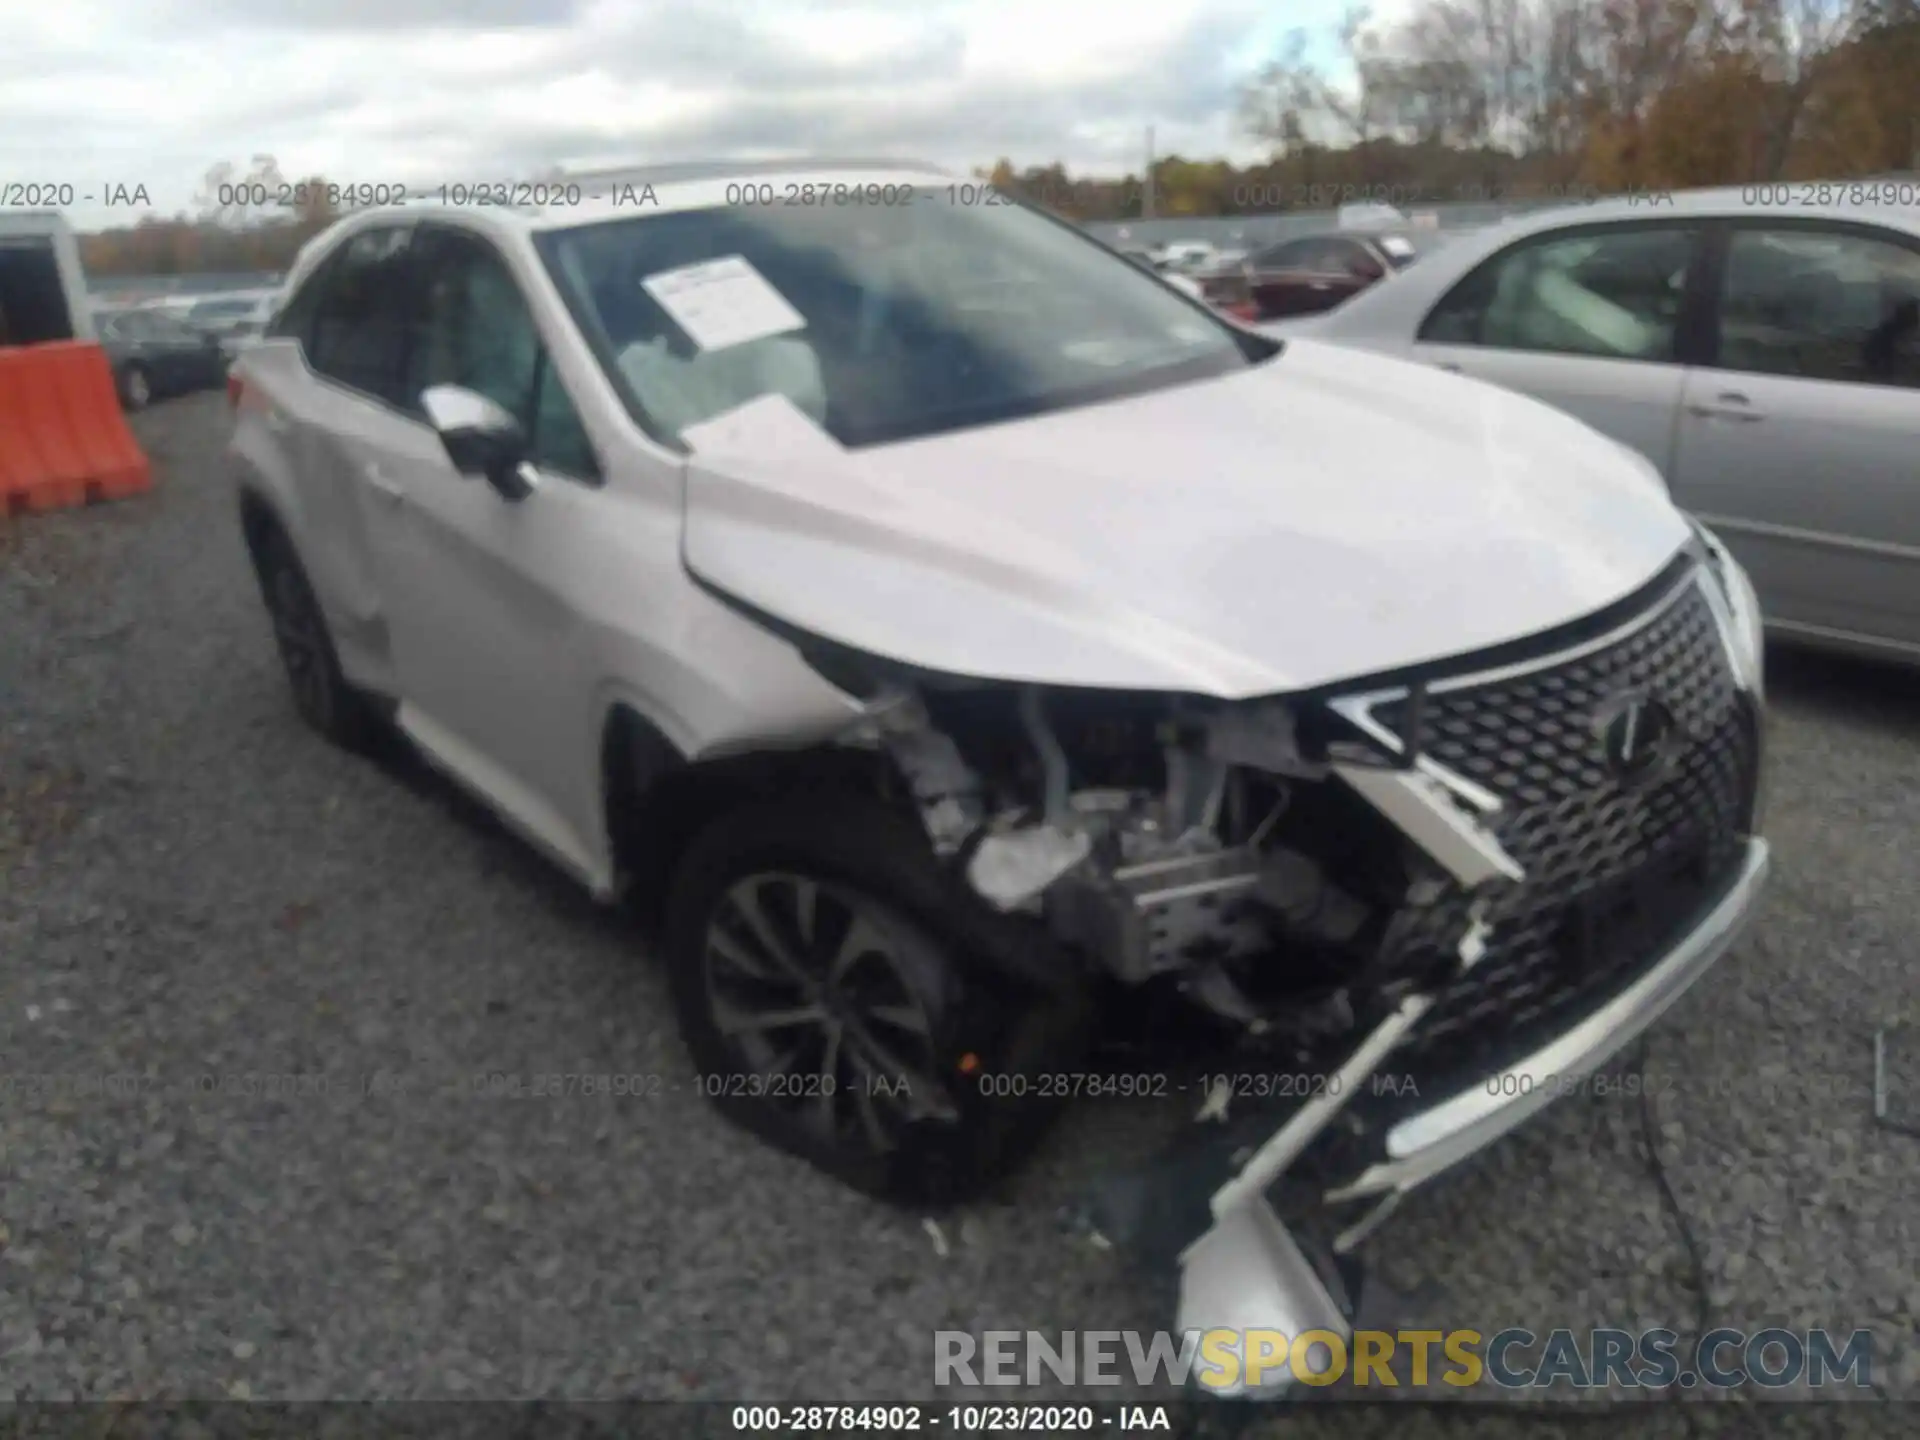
[1112,245,1208,300]
[95,306,229,409]
[183,290,280,357]
[1270,188,1920,664]
[1203,231,1418,321]
[136,295,203,321]
[1147,240,1222,275]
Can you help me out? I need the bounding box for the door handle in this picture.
[363,462,405,504]
[1687,395,1765,424]
[1436,361,1462,373]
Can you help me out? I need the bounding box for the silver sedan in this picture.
[1268,187,1920,665]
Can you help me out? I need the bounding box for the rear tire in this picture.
[249,524,382,752]
[664,797,1094,1206]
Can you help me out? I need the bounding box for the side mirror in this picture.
[420,385,536,501]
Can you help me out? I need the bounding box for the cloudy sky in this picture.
[3,0,1403,231]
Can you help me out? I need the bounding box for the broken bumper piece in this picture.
[1081,838,1771,1400]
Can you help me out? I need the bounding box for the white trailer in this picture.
[0,210,96,346]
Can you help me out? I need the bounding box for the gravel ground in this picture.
[2,392,1916,1431]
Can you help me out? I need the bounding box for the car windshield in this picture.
[536,193,1258,448]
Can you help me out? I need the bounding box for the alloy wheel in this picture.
[703,872,957,1157]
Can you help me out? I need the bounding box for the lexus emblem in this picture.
[1596,693,1677,783]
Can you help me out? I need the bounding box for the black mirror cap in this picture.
[439,423,533,500]
[420,384,534,501]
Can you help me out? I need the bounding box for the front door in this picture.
[358,223,611,877]
[1409,220,1709,476]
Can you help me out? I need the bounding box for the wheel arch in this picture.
[237,482,291,567]
[598,700,1088,1005]
[597,699,904,932]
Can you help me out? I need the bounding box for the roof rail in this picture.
[535,157,951,187]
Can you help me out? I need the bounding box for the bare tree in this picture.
[1240,28,1324,152]
[195,155,290,229]
[1386,0,1608,169]
[1733,0,1870,177]
[1373,56,1488,147]
[1242,6,1401,173]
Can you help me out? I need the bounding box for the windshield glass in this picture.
[536,193,1258,448]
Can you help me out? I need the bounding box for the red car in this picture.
[1203,231,1417,321]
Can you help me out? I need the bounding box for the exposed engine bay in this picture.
[857,676,1520,1048]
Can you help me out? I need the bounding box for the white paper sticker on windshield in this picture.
[1380,235,1415,257]
[682,392,843,461]
[642,256,806,353]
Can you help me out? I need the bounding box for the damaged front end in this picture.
[847,670,1525,1381]
[866,673,1507,1037]
[831,553,1769,1399]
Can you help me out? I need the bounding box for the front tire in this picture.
[664,798,1092,1205]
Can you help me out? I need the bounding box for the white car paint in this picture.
[229,163,1719,898]
[682,336,1689,697]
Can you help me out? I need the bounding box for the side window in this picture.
[528,354,600,480]
[1717,227,1920,389]
[1421,225,1700,361]
[1254,238,1316,269]
[269,261,333,345]
[308,226,416,402]
[406,227,600,482]
[1294,238,1349,272]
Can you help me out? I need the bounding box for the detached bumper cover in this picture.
[1327,835,1770,1201]
[1169,837,1769,1397]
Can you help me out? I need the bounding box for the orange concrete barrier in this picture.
[0,341,153,517]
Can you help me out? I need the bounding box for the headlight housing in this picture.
[1689,518,1764,698]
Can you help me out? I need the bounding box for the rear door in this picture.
[272,223,420,693]
[1668,218,1920,650]
[1409,219,1710,475]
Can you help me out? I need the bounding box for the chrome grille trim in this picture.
[1328,557,1706,742]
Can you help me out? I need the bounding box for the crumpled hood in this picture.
[680,337,1691,698]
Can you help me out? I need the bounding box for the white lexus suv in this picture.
[228,160,1769,1383]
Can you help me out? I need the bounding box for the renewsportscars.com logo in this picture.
[935,1327,1875,1391]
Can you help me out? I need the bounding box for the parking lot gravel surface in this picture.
[2,392,1916,1432]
